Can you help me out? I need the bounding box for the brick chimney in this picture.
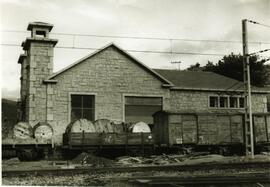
[19,22,58,123]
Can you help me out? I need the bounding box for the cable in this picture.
[257,57,270,63]
[224,81,242,92]
[247,19,270,29]
[231,83,244,92]
[1,29,270,44]
[248,49,270,56]
[0,43,226,56]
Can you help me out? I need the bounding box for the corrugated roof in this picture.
[153,69,268,92]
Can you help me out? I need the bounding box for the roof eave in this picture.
[43,79,58,84]
[22,37,58,50]
[170,86,270,93]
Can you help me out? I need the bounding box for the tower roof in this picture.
[27,22,54,31]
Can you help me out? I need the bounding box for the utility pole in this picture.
[242,19,254,158]
[171,61,181,70]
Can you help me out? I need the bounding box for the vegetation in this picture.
[186,53,269,87]
[2,99,17,139]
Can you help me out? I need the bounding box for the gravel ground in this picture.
[2,154,270,186]
[2,167,269,186]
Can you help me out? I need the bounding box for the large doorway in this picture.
[124,96,162,126]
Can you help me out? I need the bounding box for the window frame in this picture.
[208,95,245,109]
[209,96,219,108]
[219,96,229,108]
[68,92,97,123]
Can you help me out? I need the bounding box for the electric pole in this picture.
[171,61,181,70]
[242,19,254,158]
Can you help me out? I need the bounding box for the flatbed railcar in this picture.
[62,132,155,157]
[2,138,53,160]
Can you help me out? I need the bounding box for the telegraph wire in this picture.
[0,43,226,56]
[223,81,242,92]
[231,83,244,92]
[248,49,270,56]
[1,30,270,44]
[257,57,270,63]
[247,19,270,29]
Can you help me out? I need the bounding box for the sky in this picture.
[1,0,270,99]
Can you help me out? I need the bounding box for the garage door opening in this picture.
[124,96,162,128]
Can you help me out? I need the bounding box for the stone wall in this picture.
[25,42,55,124]
[170,90,268,113]
[50,46,170,144]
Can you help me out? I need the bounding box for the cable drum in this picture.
[94,119,114,133]
[13,122,33,139]
[33,122,54,139]
[129,121,151,133]
[66,119,95,133]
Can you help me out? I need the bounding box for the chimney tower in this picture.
[18,22,58,124]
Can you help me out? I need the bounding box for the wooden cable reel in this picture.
[67,119,95,133]
[13,122,33,139]
[129,121,151,133]
[33,122,54,139]
[94,119,114,133]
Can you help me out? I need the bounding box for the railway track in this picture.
[127,173,270,186]
[2,161,270,177]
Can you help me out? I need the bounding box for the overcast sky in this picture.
[1,0,270,99]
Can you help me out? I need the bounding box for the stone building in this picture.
[18,22,269,144]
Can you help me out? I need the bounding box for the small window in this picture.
[229,97,238,108]
[209,96,218,107]
[239,97,245,108]
[219,97,228,108]
[35,30,46,38]
[71,95,95,122]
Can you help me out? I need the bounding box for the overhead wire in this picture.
[0,43,226,56]
[248,49,270,56]
[247,19,270,29]
[1,29,270,44]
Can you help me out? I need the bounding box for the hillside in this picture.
[2,99,18,139]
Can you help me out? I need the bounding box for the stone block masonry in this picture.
[50,46,170,144]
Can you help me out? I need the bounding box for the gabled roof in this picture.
[153,69,269,93]
[47,43,173,86]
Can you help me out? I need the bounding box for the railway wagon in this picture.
[153,111,270,154]
[2,122,54,160]
[62,119,155,157]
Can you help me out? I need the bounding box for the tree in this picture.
[186,53,268,87]
[186,63,202,71]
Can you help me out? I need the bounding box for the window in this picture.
[71,95,95,122]
[219,97,228,108]
[125,96,162,124]
[239,97,245,108]
[229,97,238,108]
[209,95,245,109]
[209,96,218,107]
